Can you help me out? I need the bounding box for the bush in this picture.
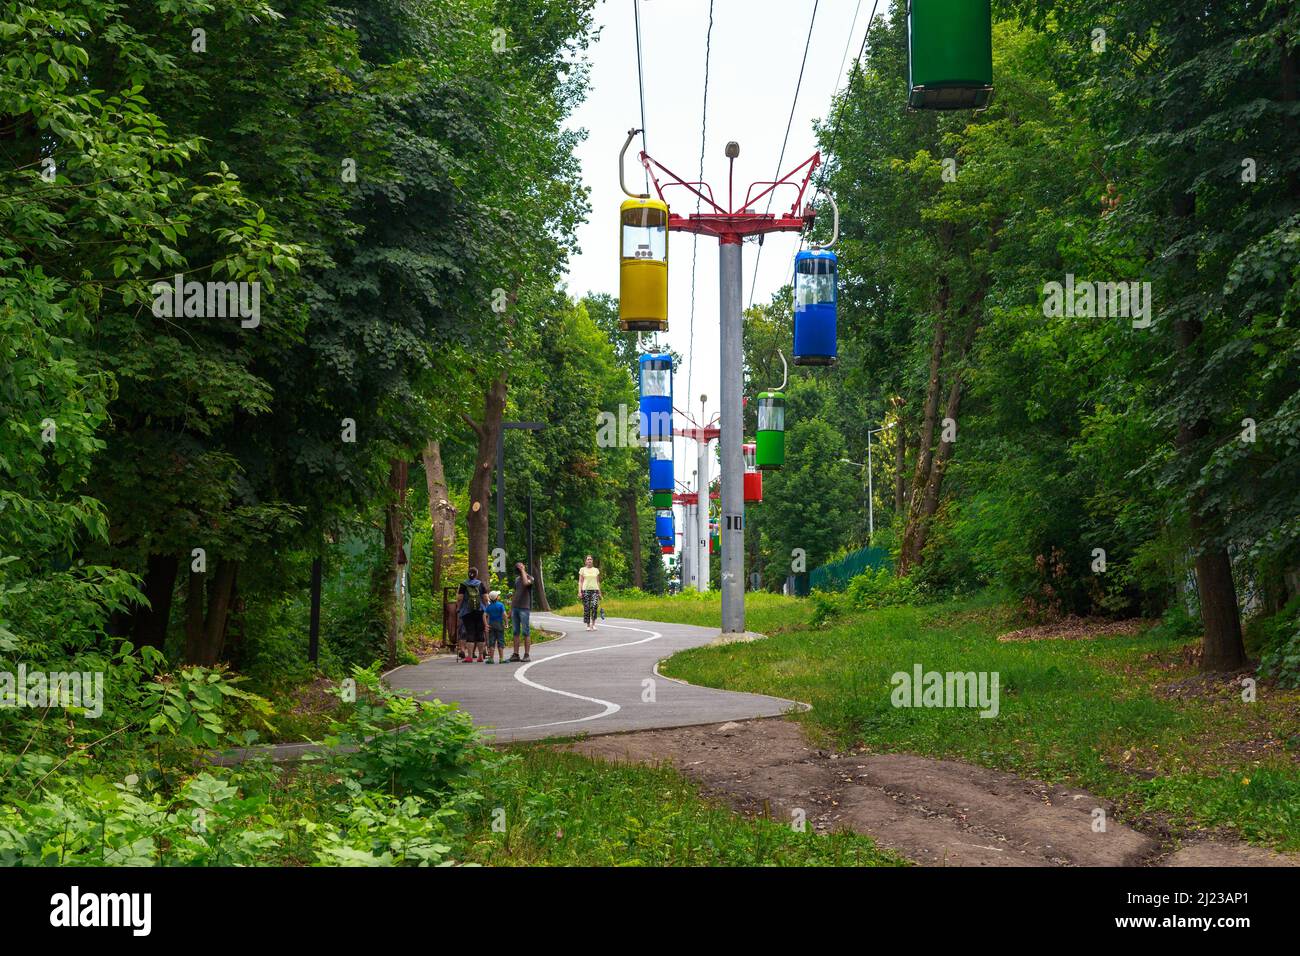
[1147,601,1202,642]
[322,665,506,800]
[1257,598,1300,688]
[845,566,923,610]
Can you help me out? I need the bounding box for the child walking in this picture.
[484,591,507,664]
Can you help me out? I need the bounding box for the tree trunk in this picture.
[898,286,948,574]
[907,309,983,563]
[184,559,238,666]
[464,374,507,582]
[185,569,205,652]
[627,491,643,589]
[533,557,551,612]
[381,458,410,668]
[422,440,456,609]
[1282,33,1298,198]
[131,553,179,650]
[893,398,907,515]
[1170,191,1246,671]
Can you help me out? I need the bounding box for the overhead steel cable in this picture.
[633,0,650,192]
[812,0,878,210]
[786,0,880,287]
[746,0,820,311]
[684,0,715,488]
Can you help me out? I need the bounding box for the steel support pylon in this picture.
[719,240,744,636]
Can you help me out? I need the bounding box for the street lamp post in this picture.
[840,421,897,542]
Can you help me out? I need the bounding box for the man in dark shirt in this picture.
[456,567,487,663]
[509,561,534,662]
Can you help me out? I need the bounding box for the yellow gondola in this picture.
[619,197,669,332]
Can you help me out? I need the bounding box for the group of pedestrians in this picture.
[452,555,604,664]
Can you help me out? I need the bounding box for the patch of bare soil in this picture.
[996,616,1148,643]
[561,718,1300,868]
[281,675,346,718]
[1156,668,1257,702]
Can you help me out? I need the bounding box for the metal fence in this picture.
[807,545,892,593]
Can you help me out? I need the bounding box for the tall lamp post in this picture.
[840,421,897,541]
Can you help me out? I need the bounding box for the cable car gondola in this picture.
[619,198,669,332]
[655,508,674,550]
[793,249,837,366]
[638,353,673,439]
[648,438,673,509]
[906,0,993,111]
[756,391,785,470]
[743,442,763,503]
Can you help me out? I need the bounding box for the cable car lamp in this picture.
[906,0,994,111]
[619,130,669,332]
[638,353,673,440]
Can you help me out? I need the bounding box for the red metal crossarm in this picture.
[639,149,821,242]
[673,426,720,441]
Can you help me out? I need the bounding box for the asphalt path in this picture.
[385,613,803,743]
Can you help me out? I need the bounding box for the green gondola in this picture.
[907,0,993,111]
[755,391,785,470]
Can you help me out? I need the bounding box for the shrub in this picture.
[845,566,923,610]
[321,665,506,800]
[1257,598,1300,688]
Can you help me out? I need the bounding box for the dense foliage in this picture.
[747,0,1299,677]
[0,0,663,865]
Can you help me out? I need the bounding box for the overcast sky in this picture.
[562,0,876,513]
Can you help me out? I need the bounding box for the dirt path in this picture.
[562,718,1299,867]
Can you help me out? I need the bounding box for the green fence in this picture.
[808,545,891,593]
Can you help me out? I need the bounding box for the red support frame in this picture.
[639,149,821,243]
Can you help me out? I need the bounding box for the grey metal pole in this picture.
[697,438,710,592]
[495,429,506,556]
[719,240,745,635]
[682,501,693,590]
[867,429,874,541]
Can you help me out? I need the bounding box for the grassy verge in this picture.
[552,589,813,635]
[595,591,1300,850]
[461,744,903,866]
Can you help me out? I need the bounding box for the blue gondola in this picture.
[648,439,673,508]
[793,249,837,366]
[655,508,674,545]
[638,353,673,439]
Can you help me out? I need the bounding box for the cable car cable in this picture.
[683,0,714,491]
[812,0,877,207]
[633,0,650,192]
[745,0,819,311]
[785,0,879,292]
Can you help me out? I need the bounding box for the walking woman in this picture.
[578,555,602,631]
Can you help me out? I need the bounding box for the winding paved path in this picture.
[385,613,802,742]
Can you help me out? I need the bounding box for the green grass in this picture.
[596,590,1300,850]
[553,589,813,635]
[461,745,903,866]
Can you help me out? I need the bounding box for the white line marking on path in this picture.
[492,615,664,733]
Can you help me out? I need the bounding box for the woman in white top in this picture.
[578,555,602,630]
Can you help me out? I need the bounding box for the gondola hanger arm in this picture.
[620,128,650,200]
[772,349,788,392]
[811,192,839,250]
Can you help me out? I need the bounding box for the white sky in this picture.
[562,0,875,512]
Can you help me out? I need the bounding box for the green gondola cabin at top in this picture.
[906,0,994,111]
[755,391,785,470]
